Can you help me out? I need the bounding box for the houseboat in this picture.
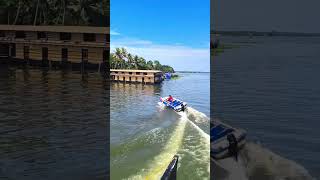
[110,69,163,84]
[0,25,109,71]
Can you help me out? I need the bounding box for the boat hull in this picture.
[211,121,247,159]
[159,97,187,112]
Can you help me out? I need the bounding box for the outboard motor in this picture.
[161,155,179,180]
[227,133,238,161]
[181,104,185,112]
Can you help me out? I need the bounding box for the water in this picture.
[110,73,210,179]
[0,65,109,180]
[213,36,320,179]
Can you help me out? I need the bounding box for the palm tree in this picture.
[138,57,147,70]
[13,0,22,24]
[2,0,107,25]
[114,48,124,61]
[146,60,154,70]
[33,0,40,25]
[110,47,175,72]
[1,0,17,24]
[153,60,162,70]
[68,0,102,25]
[127,53,134,69]
[133,55,139,69]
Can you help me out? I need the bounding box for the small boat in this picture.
[161,155,179,180]
[159,97,187,112]
[211,121,246,159]
[164,73,172,79]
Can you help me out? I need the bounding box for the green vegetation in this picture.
[171,74,180,79]
[0,0,109,26]
[110,47,175,73]
[212,43,240,56]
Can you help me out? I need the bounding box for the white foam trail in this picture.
[186,107,209,123]
[213,157,248,180]
[127,113,188,180]
[185,115,210,140]
[213,142,315,180]
[241,143,314,180]
[179,107,210,140]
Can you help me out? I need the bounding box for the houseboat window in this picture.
[11,44,16,57]
[136,72,140,75]
[16,31,26,38]
[103,50,108,62]
[60,33,71,41]
[82,49,88,62]
[0,32,5,37]
[144,73,147,75]
[23,46,29,60]
[129,72,132,74]
[62,48,68,62]
[83,33,96,42]
[105,34,110,42]
[0,44,9,57]
[42,47,48,61]
[37,32,47,39]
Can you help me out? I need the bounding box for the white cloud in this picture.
[110,30,121,36]
[111,36,210,72]
[111,37,153,46]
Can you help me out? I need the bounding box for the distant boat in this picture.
[164,72,172,79]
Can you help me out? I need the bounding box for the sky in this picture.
[111,0,210,72]
[211,0,320,33]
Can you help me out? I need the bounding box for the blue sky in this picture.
[111,0,210,72]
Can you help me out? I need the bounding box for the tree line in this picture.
[0,0,109,26]
[110,48,175,73]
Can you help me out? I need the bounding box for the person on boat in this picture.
[227,134,238,161]
[167,95,174,103]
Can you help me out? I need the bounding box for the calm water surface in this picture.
[0,66,109,180]
[213,36,320,178]
[111,73,210,179]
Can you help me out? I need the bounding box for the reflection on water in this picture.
[0,65,109,180]
[213,36,320,179]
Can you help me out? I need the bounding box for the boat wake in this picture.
[125,105,210,179]
[181,108,210,140]
[186,107,209,123]
[212,125,315,180]
[127,113,188,180]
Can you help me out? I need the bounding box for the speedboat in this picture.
[159,97,187,112]
[211,121,246,159]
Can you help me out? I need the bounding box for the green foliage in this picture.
[110,47,175,73]
[0,0,109,26]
